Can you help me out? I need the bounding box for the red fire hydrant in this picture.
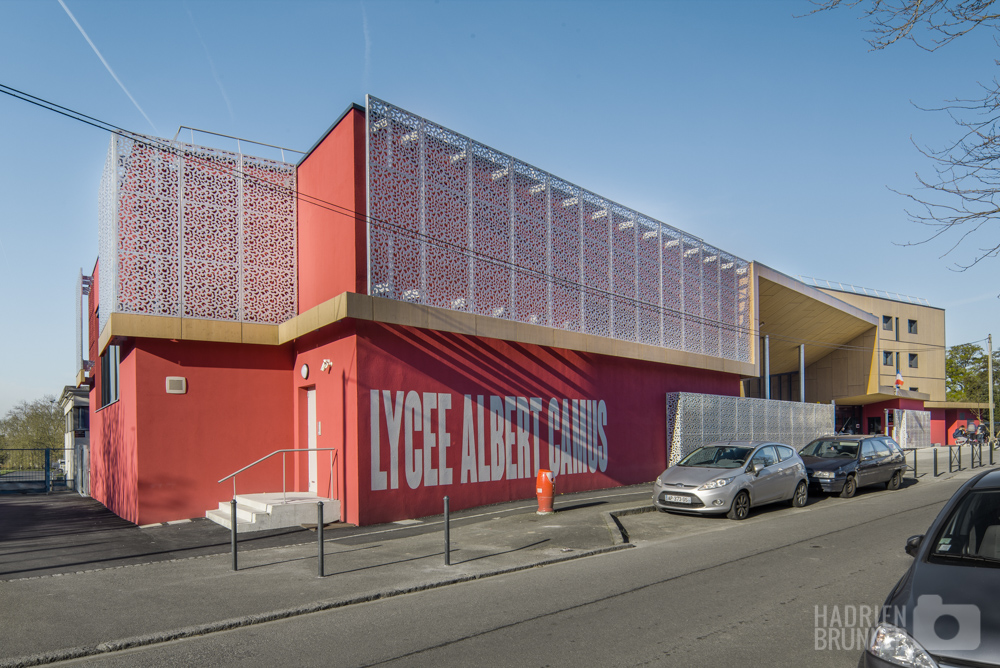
[536,469,555,515]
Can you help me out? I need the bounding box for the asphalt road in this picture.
[46,472,977,667]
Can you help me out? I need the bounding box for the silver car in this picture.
[652,441,809,520]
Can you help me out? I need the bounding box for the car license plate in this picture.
[665,495,691,504]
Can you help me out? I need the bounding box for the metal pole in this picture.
[44,449,51,494]
[231,499,238,571]
[799,344,805,402]
[884,409,889,436]
[934,449,938,477]
[912,449,918,478]
[764,335,770,400]
[959,445,962,470]
[317,501,324,577]
[989,334,995,450]
[444,496,451,566]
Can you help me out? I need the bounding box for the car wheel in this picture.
[886,470,901,491]
[727,491,751,520]
[839,474,857,499]
[790,481,808,508]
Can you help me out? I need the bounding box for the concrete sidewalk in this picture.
[903,442,997,479]
[0,487,648,668]
[0,459,986,668]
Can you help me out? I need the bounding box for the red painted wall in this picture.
[862,398,926,435]
[88,260,143,522]
[131,339,295,524]
[296,106,368,311]
[351,322,739,525]
[944,409,981,445]
[291,323,360,523]
[930,408,946,446]
[90,342,140,523]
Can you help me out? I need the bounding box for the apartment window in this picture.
[909,387,919,392]
[907,319,918,335]
[882,315,893,331]
[908,353,918,369]
[64,406,89,433]
[100,345,120,408]
[883,351,894,366]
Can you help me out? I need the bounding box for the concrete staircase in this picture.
[206,492,340,533]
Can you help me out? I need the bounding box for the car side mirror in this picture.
[904,534,924,557]
[749,462,762,475]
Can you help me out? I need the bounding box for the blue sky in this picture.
[0,0,996,415]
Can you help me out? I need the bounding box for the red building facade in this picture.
[80,98,969,528]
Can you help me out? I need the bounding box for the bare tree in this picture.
[812,1,1000,270]
[812,0,998,51]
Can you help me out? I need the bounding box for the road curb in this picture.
[0,542,633,668]
[604,504,656,545]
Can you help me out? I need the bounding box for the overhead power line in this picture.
[0,81,947,357]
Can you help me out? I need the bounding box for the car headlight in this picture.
[868,623,937,668]
[813,471,835,479]
[699,476,735,490]
[655,476,664,486]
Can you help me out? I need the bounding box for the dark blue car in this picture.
[799,435,906,498]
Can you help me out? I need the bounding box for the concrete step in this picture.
[205,492,340,533]
[205,508,253,531]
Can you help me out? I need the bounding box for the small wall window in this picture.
[883,351,894,366]
[907,319,918,335]
[909,387,918,392]
[100,345,120,408]
[908,353,918,368]
[66,406,89,432]
[74,406,89,431]
[882,315,893,331]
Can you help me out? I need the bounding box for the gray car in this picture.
[652,441,808,520]
[863,468,1000,667]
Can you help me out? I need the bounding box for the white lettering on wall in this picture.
[404,390,422,489]
[370,391,611,491]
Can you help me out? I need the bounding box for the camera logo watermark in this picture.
[814,605,895,651]
[814,597,981,652]
[914,595,980,651]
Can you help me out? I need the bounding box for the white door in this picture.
[307,388,318,493]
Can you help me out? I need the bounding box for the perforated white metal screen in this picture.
[367,97,752,362]
[98,133,297,335]
[665,393,834,465]
[893,409,932,449]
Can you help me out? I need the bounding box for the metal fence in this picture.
[0,449,67,493]
[665,393,834,466]
[367,97,753,363]
[893,409,931,449]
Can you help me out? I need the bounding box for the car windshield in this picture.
[677,446,753,469]
[929,489,1000,566]
[800,440,859,459]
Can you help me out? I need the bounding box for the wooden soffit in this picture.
[98,292,755,377]
[753,262,878,375]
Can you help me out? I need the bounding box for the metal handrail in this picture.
[219,448,337,503]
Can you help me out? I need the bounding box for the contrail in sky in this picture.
[185,3,235,122]
[57,0,159,134]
